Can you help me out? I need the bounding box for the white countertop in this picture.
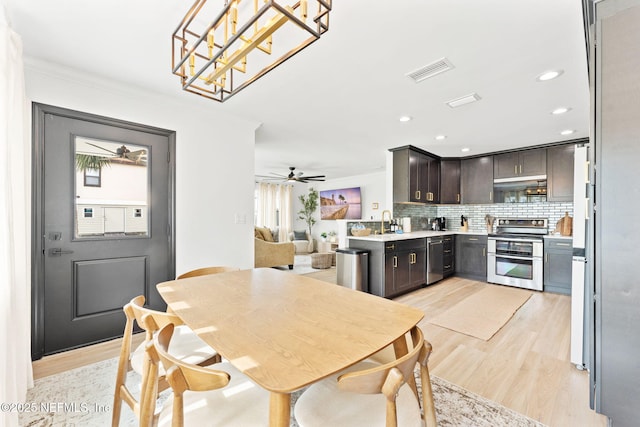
[347,230,487,242]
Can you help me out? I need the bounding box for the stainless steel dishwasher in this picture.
[427,236,444,284]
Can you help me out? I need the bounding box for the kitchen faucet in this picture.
[381,210,392,234]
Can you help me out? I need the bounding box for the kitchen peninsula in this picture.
[348,230,487,298]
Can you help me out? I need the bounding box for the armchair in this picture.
[254,226,294,269]
[289,230,314,254]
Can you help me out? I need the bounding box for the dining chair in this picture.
[111,295,221,427]
[145,322,271,427]
[293,326,437,427]
[176,266,239,279]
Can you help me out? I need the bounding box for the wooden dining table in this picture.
[156,267,424,427]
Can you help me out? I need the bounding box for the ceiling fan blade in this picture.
[304,178,326,181]
[299,175,326,179]
[85,142,117,155]
[125,149,147,161]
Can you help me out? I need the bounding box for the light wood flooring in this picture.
[33,268,607,427]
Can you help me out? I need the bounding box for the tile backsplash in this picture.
[394,202,574,234]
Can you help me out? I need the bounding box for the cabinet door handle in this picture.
[482,247,486,256]
[393,256,398,268]
[469,237,479,241]
[585,198,590,221]
[545,253,549,263]
[457,193,460,202]
[557,243,571,246]
[520,164,522,174]
[514,165,518,175]
[415,190,421,200]
[489,191,493,201]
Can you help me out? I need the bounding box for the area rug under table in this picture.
[428,285,533,340]
[20,357,545,426]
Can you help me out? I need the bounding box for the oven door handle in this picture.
[489,237,542,243]
[495,254,539,261]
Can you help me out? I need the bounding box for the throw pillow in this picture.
[270,227,279,242]
[293,230,307,240]
[256,226,274,242]
[254,228,265,240]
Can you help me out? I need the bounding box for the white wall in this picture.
[293,171,387,245]
[24,60,259,274]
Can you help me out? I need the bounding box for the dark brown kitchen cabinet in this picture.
[443,234,455,277]
[543,238,572,295]
[440,159,461,204]
[392,146,440,203]
[494,148,546,179]
[455,234,487,281]
[461,156,494,204]
[348,238,426,298]
[547,144,575,202]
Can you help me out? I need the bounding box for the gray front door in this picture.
[32,104,175,359]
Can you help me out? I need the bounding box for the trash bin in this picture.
[336,248,369,292]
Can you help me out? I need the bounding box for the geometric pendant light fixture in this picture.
[172,0,332,102]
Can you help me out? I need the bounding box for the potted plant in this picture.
[320,232,328,242]
[328,231,337,243]
[298,188,319,239]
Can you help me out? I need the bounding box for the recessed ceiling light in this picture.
[446,93,481,108]
[461,147,471,153]
[435,135,447,141]
[536,69,564,82]
[399,116,412,122]
[551,107,571,115]
[560,129,575,135]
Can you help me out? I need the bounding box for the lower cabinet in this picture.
[349,238,426,298]
[385,240,427,296]
[443,235,455,277]
[455,235,487,281]
[543,238,573,295]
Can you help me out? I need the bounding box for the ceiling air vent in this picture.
[406,58,454,83]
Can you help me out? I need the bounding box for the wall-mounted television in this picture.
[319,187,361,220]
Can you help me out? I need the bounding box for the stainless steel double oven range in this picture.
[487,218,548,291]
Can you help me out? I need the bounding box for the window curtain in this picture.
[1,8,33,427]
[278,184,293,242]
[255,182,293,241]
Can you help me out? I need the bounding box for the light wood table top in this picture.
[157,268,424,426]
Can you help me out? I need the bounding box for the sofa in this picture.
[254,226,295,269]
[288,230,314,254]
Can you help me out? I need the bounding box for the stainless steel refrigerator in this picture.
[589,0,640,425]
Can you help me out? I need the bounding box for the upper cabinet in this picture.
[392,146,440,204]
[440,159,461,204]
[494,148,547,179]
[547,144,575,202]
[461,156,494,204]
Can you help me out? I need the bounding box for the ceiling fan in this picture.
[86,142,147,163]
[257,166,326,183]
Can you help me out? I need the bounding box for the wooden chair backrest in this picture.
[127,295,184,340]
[337,326,423,394]
[154,323,230,392]
[336,326,426,427]
[148,323,231,426]
[176,266,240,280]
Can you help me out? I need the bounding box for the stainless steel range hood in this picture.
[493,175,547,203]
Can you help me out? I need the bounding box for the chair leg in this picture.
[420,364,437,427]
[288,265,293,270]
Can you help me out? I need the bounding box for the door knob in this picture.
[48,248,74,256]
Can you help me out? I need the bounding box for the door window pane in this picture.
[75,137,149,238]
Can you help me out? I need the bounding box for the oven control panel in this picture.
[496,218,548,228]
